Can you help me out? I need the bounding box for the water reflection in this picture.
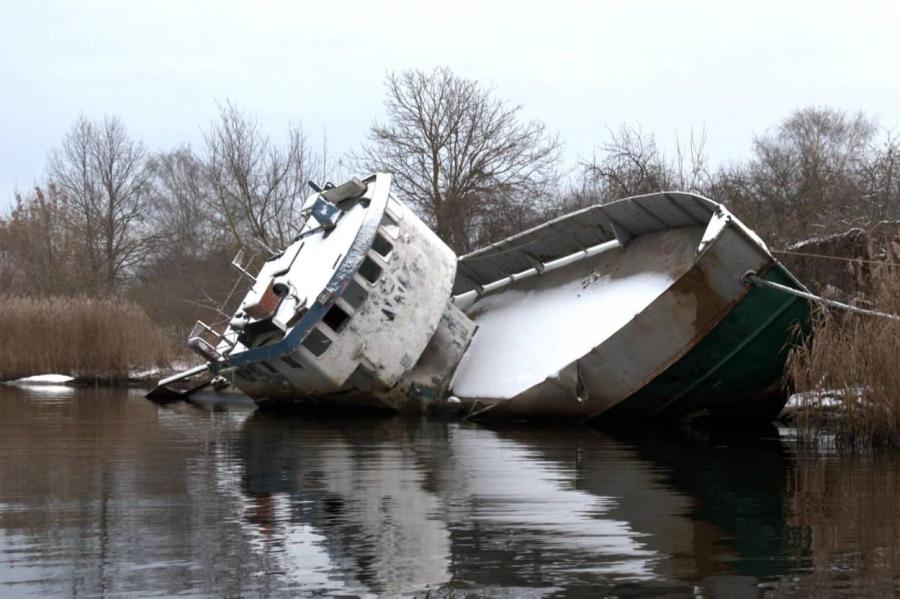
[782,450,900,597]
[1,386,899,596]
[234,417,797,596]
[236,416,452,596]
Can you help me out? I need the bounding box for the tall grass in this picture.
[0,295,172,380]
[788,267,900,448]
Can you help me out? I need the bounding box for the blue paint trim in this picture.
[211,175,389,372]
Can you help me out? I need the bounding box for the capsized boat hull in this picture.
[455,266,808,423]
[448,197,811,423]
[598,266,809,424]
[158,176,811,426]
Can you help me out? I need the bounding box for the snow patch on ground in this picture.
[786,387,865,408]
[7,374,74,385]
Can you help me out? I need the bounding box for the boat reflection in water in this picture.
[7,387,900,597]
[233,413,798,596]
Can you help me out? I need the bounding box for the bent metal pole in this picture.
[742,271,900,323]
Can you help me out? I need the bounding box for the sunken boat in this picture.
[153,173,811,424]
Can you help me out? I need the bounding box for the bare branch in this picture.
[354,67,561,252]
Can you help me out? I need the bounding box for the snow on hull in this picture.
[451,227,702,401]
[452,273,674,399]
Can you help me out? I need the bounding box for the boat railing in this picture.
[231,248,257,282]
[186,247,261,361]
[187,321,225,361]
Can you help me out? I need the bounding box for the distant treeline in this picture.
[1,67,899,347]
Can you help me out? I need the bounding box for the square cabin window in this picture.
[358,256,382,284]
[380,212,401,238]
[301,328,332,357]
[322,303,350,333]
[282,354,303,369]
[371,233,393,258]
[342,278,368,310]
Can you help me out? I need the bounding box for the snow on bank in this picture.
[7,374,74,385]
[785,387,865,408]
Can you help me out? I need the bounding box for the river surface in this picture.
[1,386,898,598]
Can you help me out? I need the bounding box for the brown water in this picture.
[1,386,899,598]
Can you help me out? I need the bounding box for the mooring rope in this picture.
[771,248,899,267]
[743,272,900,322]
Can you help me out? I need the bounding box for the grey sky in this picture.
[2,0,898,209]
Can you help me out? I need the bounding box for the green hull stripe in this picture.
[599,267,812,422]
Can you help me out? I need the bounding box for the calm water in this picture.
[1,386,899,598]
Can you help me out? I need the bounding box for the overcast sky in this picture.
[2,0,899,209]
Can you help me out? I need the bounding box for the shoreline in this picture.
[0,370,190,389]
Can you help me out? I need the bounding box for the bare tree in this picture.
[202,102,327,250]
[578,111,897,247]
[47,116,156,292]
[131,148,241,338]
[0,184,85,295]
[859,131,900,225]
[579,125,711,207]
[357,67,561,252]
[148,147,223,257]
[747,107,877,242]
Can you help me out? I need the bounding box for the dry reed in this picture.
[0,295,173,380]
[787,266,900,448]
